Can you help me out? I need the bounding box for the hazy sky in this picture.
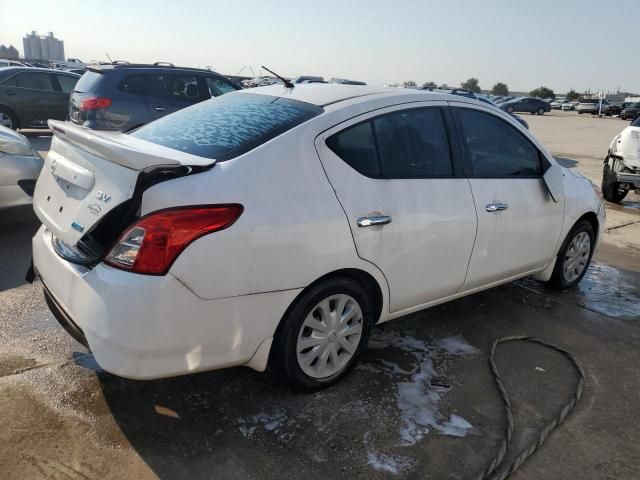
[1,0,638,93]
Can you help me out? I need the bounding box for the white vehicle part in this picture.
[33,120,213,246]
[612,126,640,169]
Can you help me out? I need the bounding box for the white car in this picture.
[602,115,640,202]
[550,99,565,110]
[0,125,43,208]
[561,101,575,111]
[31,85,604,391]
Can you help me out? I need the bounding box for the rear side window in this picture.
[131,93,323,160]
[56,75,78,94]
[457,108,542,177]
[73,71,103,93]
[119,74,150,95]
[149,74,200,101]
[326,107,453,178]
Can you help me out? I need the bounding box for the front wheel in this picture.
[0,107,18,130]
[537,108,545,115]
[507,106,514,113]
[548,220,595,290]
[601,157,630,203]
[271,277,374,392]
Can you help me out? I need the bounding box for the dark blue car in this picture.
[499,97,551,115]
[69,62,242,131]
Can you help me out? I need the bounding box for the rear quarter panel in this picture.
[141,115,390,311]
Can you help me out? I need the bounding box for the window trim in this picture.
[324,104,463,180]
[451,105,548,179]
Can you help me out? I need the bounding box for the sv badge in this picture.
[96,190,111,203]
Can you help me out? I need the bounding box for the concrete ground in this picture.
[1,116,639,480]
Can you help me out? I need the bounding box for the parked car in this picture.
[620,102,640,121]
[32,85,603,391]
[69,62,242,131]
[561,100,575,111]
[500,97,551,115]
[550,99,565,109]
[0,67,80,129]
[293,76,325,84]
[0,125,43,208]
[494,96,515,104]
[447,90,529,129]
[577,98,608,114]
[602,115,640,202]
[604,102,631,117]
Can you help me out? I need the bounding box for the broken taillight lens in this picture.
[104,204,243,275]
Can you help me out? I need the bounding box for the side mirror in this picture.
[543,163,564,203]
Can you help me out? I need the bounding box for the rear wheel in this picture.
[0,107,18,130]
[507,106,514,113]
[601,157,630,203]
[537,108,545,115]
[548,220,595,290]
[271,277,373,392]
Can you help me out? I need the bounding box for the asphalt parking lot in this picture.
[1,114,640,480]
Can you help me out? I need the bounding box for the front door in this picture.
[315,102,477,313]
[451,104,564,290]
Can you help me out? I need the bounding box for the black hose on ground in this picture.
[476,336,586,480]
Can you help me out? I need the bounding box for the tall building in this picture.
[22,31,65,61]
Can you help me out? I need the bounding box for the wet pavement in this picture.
[1,215,640,479]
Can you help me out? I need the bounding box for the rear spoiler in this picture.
[48,120,215,171]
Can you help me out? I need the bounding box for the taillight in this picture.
[104,204,243,275]
[79,97,112,110]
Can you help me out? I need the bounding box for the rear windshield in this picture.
[131,93,323,160]
[73,71,103,93]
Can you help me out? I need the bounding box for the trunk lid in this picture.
[34,120,214,247]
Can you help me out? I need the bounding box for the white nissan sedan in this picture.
[31,85,604,391]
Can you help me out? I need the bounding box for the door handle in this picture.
[486,203,509,212]
[153,106,167,112]
[357,215,392,227]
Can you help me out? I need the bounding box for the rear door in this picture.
[0,71,59,127]
[146,72,202,120]
[315,102,477,313]
[450,103,564,290]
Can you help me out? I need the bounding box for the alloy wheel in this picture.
[563,231,591,283]
[296,294,363,379]
[0,112,13,129]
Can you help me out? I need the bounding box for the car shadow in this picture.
[0,206,40,292]
[554,156,579,169]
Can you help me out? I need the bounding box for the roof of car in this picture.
[0,66,80,76]
[236,83,454,107]
[87,63,223,75]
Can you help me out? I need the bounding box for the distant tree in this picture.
[403,80,417,88]
[460,77,481,93]
[566,89,580,101]
[439,83,451,89]
[422,81,437,90]
[491,82,509,96]
[529,86,555,99]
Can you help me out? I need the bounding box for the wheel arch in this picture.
[266,268,385,368]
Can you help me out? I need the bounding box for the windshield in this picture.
[131,93,324,160]
[631,116,640,127]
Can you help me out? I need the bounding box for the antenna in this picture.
[261,65,293,88]
[105,52,113,63]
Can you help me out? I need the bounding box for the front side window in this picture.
[5,72,54,91]
[326,107,453,178]
[56,75,78,94]
[206,77,237,97]
[631,116,640,127]
[131,93,323,160]
[457,108,542,177]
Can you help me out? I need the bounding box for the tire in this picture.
[0,107,18,130]
[271,277,374,392]
[548,220,595,290]
[601,157,629,203]
[507,106,514,113]
[537,108,545,115]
